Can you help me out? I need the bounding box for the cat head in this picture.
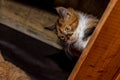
[55,7,79,42]
[44,7,79,42]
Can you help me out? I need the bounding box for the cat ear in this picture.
[44,24,57,33]
[55,7,71,21]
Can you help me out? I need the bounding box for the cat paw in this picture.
[44,26,52,30]
[44,25,55,31]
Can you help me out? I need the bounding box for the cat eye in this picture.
[60,36,65,40]
[65,26,71,31]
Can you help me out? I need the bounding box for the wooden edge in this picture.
[68,0,118,80]
[0,51,5,62]
[0,0,62,50]
[115,73,120,80]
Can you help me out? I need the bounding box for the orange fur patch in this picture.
[56,8,79,41]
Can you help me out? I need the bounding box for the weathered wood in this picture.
[0,51,4,62]
[69,0,120,80]
[0,0,62,49]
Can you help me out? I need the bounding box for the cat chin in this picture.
[67,40,75,45]
[67,36,78,44]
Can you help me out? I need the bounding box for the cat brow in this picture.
[69,17,78,26]
[59,28,63,34]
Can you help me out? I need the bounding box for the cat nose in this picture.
[67,36,70,40]
[63,31,67,35]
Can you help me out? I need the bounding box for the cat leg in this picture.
[44,24,56,31]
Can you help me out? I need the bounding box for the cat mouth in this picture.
[67,37,78,44]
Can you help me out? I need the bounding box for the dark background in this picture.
[0,23,77,80]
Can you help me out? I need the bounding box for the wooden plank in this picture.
[68,0,120,80]
[0,0,62,49]
[0,51,4,62]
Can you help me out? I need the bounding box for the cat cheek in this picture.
[67,37,77,44]
[63,31,67,35]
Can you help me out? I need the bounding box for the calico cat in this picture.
[46,7,98,57]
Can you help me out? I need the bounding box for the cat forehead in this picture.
[57,14,78,25]
[57,17,78,28]
[57,7,78,20]
[68,8,77,14]
[66,8,78,18]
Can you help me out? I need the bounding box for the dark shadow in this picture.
[47,50,78,72]
[0,23,77,80]
[13,0,57,14]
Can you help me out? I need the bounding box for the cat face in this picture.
[55,7,79,42]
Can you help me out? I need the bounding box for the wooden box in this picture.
[68,0,120,80]
[0,0,120,80]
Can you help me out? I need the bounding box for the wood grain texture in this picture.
[0,0,62,49]
[54,0,109,18]
[69,0,120,80]
[115,74,120,80]
[0,51,4,62]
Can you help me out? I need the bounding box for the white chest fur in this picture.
[71,12,97,51]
